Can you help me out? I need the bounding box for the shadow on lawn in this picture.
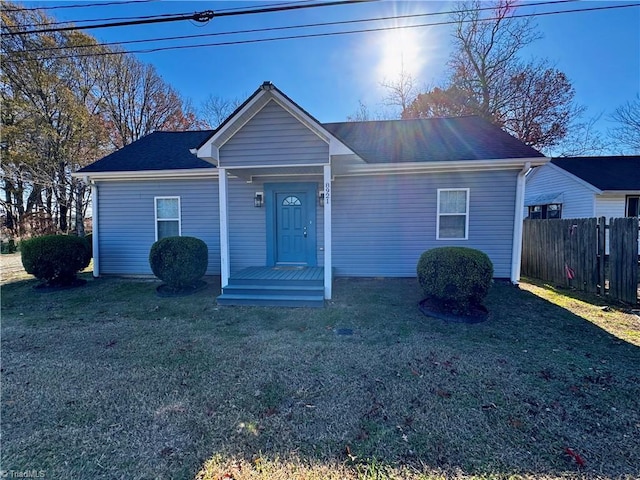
[1,277,639,480]
[191,281,640,480]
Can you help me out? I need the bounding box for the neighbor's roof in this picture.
[551,156,640,191]
[77,130,215,173]
[323,116,544,162]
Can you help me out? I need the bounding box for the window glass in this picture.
[438,189,468,239]
[439,190,467,214]
[157,221,179,239]
[155,197,180,240]
[627,196,639,217]
[282,196,301,206]
[439,216,466,239]
[157,198,179,219]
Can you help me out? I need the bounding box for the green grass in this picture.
[1,273,639,479]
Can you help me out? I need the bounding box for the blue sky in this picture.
[17,1,640,142]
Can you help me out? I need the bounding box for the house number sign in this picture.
[324,182,331,206]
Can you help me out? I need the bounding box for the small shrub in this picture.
[21,235,91,286]
[149,236,208,289]
[417,247,493,312]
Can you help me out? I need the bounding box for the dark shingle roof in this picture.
[551,156,640,191]
[78,114,544,174]
[323,116,544,162]
[77,130,215,173]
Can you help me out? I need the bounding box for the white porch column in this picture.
[323,164,332,299]
[218,168,230,288]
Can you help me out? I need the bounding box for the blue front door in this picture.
[276,192,307,263]
[266,183,317,266]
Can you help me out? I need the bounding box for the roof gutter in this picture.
[71,168,218,181]
[333,157,548,176]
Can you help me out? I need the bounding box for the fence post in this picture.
[598,216,606,295]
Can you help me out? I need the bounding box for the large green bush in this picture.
[149,236,208,289]
[21,235,91,286]
[417,247,493,311]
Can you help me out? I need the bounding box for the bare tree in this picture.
[449,0,540,123]
[401,0,582,151]
[380,63,417,116]
[609,96,640,153]
[97,52,198,148]
[550,114,610,157]
[199,94,242,129]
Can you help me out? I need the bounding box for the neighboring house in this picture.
[74,82,548,306]
[525,156,640,220]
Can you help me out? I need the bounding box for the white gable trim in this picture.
[547,162,602,194]
[196,85,355,162]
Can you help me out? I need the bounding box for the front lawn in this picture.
[1,274,639,479]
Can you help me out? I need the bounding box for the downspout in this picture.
[510,162,530,284]
[90,180,100,278]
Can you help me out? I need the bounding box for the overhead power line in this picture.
[23,2,640,60]
[16,0,581,53]
[1,0,157,12]
[1,0,375,36]
[16,1,315,28]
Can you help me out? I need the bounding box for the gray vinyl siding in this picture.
[219,100,329,167]
[332,170,518,278]
[227,177,324,273]
[97,179,220,275]
[525,165,595,218]
[595,193,629,219]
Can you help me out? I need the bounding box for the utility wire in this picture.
[23,2,640,60]
[15,1,315,28]
[17,0,581,53]
[1,0,157,12]
[1,0,375,36]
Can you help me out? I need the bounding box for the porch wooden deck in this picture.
[216,266,325,307]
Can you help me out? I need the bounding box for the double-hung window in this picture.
[155,196,181,240]
[437,188,469,240]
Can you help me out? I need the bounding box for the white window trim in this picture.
[436,188,470,240]
[154,196,182,241]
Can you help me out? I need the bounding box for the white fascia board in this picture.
[600,189,640,195]
[547,162,602,194]
[334,157,549,176]
[71,168,218,181]
[195,144,219,165]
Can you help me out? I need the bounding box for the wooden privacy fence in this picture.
[522,217,639,304]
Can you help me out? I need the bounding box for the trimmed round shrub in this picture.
[417,247,493,311]
[21,235,91,285]
[149,236,208,289]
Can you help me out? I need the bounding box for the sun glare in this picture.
[376,27,426,82]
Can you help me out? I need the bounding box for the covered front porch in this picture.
[216,266,325,307]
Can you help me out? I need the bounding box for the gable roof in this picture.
[77,83,546,175]
[323,116,544,163]
[78,130,215,173]
[550,156,640,191]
